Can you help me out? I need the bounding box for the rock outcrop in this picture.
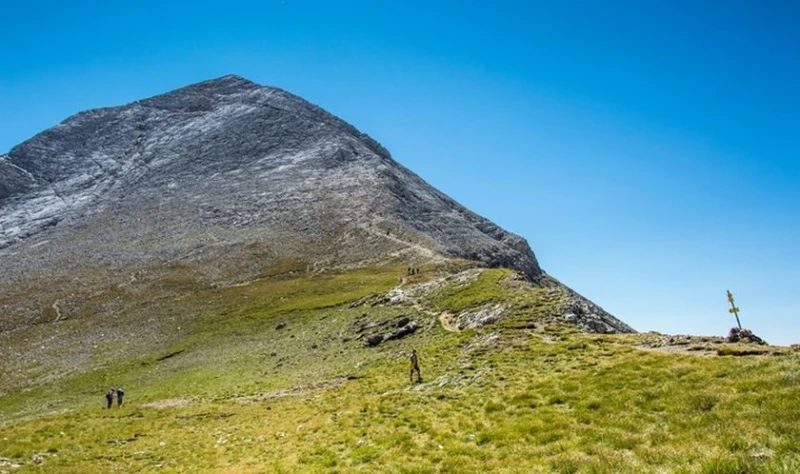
[726,327,767,345]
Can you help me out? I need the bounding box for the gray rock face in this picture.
[0,75,542,284]
[550,274,635,334]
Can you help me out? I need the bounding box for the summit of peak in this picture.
[135,74,266,112]
[172,74,264,96]
[201,74,261,89]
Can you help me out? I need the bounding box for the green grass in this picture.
[1,264,798,473]
[426,268,512,313]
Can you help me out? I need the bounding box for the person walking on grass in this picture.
[410,349,422,383]
[116,387,125,407]
[105,389,115,409]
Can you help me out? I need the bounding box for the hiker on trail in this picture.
[410,349,422,383]
[116,388,125,407]
[105,389,115,409]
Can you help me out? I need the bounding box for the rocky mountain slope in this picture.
[0,75,632,336]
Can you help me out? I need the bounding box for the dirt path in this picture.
[359,224,442,260]
[385,268,486,333]
[438,312,458,332]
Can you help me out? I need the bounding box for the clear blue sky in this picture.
[2,1,798,344]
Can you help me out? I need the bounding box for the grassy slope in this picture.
[1,266,798,473]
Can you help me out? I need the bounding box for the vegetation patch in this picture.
[427,268,512,313]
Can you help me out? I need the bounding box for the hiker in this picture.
[410,349,422,383]
[105,389,114,409]
[116,387,125,407]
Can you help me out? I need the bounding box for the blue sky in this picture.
[2,1,798,344]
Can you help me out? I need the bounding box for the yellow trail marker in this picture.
[726,290,742,330]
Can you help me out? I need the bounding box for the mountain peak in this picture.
[0,76,634,335]
[0,76,544,284]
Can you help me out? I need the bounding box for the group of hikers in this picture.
[105,388,124,408]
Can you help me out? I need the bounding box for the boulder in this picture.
[363,334,384,347]
[386,322,417,341]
